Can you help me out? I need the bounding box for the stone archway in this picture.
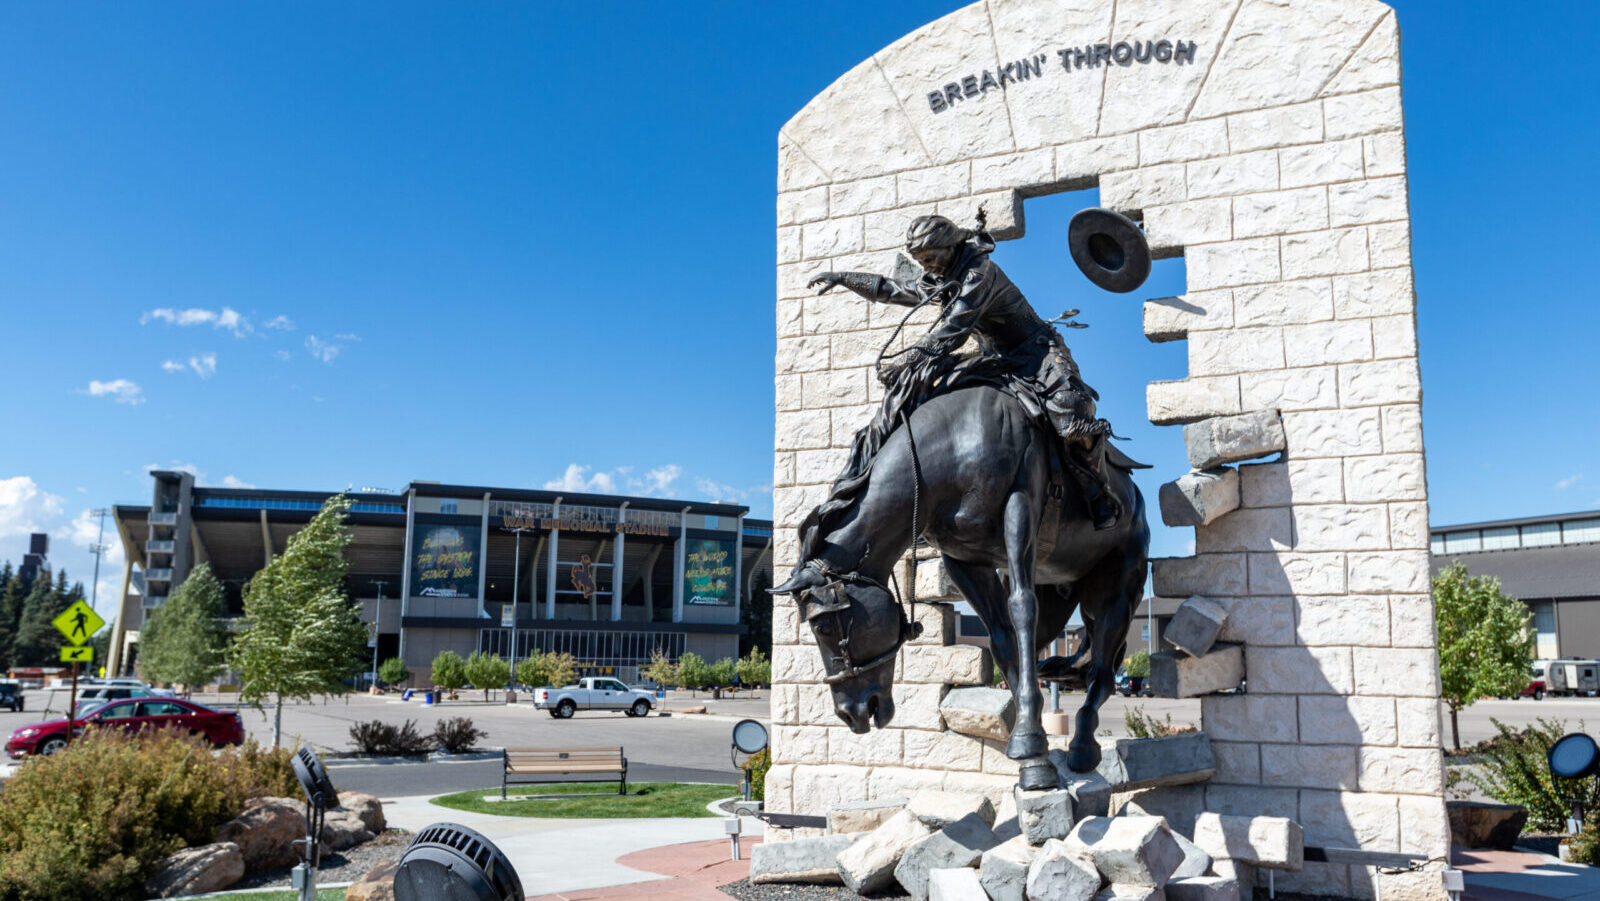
[770,1,1443,895]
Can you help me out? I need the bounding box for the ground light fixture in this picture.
[731,718,768,802]
[289,747,342,901]
[395,822,525,901]
[1549,732,1600,834]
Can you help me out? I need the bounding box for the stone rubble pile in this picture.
[749,785,1304,901]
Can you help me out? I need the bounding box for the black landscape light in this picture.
[289,747,342,901]
[1548,732,1600,834]
[731,718,769,802]
[395,822,525,901]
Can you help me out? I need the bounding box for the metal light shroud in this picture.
[1550,733,1600,780]
[396,822,525,901]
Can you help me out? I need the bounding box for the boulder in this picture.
[1097,733,1216,793]
[1159,467,1239,528]
[338,791,387,834]
[1191,813,1303,871]
[1149,644,1243,699]
[909,790,997,829]
[1025,838,1101,901]
[837,809,935,895]
[1015,786,1076,845]
[321,807,376,851]
[751,834,854,885]
[346,860,400,901]
[1170,831,1212,879]
[895,813,1000,900]
[940,687,1016,741]
[979,835,1038,901]
[929,866,989,901]
[212,796,303,871]
[1183,410,1286,470]
[830,797,907,834]
[1166,876,1241,901]
[1163,597,1228,658]
[1069,816,1182,887]
[144,842,245,898]
[1447,801,1528,851]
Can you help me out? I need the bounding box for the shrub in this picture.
[216,739,303,801]
[1567,809,1600,864]
[1124,649,1150,679]
[736,647,770,686]
[1124,706,1196,739]
[433,717,486,754]
[378,656,411,687]
[431,651,467,690]
[746,748,771,801]
[1465,717,1600,832]
[348,719,434,756]
[0,730,243,901]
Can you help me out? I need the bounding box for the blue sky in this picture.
[0,1,1596,614]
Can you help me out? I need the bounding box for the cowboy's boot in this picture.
[1071,438,1121,530]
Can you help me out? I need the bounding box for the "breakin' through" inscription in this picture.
[927,38,1199,113]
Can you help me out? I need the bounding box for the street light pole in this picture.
[504,526,530,695]
[370,580,388,691]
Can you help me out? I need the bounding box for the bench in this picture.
[502,746,628,798]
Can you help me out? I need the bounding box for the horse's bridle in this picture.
[801,568,923,685]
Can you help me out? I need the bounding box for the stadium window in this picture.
[1563,519,1600,545]
[1522,523,1561,547]
[1480,527,1519,551]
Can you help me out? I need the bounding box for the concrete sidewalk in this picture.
[380,793,765,897]
[1458,848,1600,900]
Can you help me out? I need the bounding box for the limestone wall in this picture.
[770,1,1445,896]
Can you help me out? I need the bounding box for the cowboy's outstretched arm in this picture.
[909,270,988,357]
[808,271,920,306]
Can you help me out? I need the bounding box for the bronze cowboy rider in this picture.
[808,213,1122,530]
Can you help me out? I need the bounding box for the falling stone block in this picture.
[1191,813,1303,871]
[1164,596,1228,657]
[1159,467,1240,528]
[1166,876,1241,901]
[929,867,989,901]
[1183,410,1286,469]
[1171,831,1212,879]
[1048,754,1114,819]
[1025,838,1101,901]
[1149,644,1244,698]
[908,790,996,829]
[1112,785,1207,836]
[979,835,1038,901]
[940,687,1016,742]
[750,833,854,885]
[894,813,999,901]
[1068,816,1183,887]
[837,809,935,895]
[829,797,907,834]
[1014,786,1075,845]
[1097,733,1216,793]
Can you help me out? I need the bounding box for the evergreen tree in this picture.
[138,561,227,694]
[227,495,368,746]
[12,570,70,666]
[0,563,25,670]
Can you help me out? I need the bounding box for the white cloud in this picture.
[334,332,362,342]
[305,335,342,363]
[264,315,295,331]
[141,306,251,336]
[84,379,145,405]
[645,465,681,493]
[163,354,217,379]
[695,477,742,501]
[274,349,291,361]
[1557,474,1583,491]
[543,464,618,494]
[161,360,185,373]
[219,475,255,489]
[0,477,66,541]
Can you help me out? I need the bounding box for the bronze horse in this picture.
[771,383,1149,789]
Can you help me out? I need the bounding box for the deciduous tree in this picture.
[138,562,227,694]
[464,651,510,702]
[431,650,467,692]
[378,656,411,687]
[227,495,367,746]
[1435,562,1533,749]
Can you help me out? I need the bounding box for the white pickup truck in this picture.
[533,677,655,718]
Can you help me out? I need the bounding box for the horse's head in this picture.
[771,563,921,734]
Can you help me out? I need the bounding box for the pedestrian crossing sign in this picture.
[53,600,104,646]
[61,646,93,663]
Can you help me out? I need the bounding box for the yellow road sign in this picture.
[53,600,105,646]
[60,646,93,663]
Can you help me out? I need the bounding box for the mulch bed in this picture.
[720,879,907,901]
[231,829,411,890]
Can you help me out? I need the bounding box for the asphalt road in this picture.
[1,687,1591,792]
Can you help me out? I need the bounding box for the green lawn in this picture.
[430,781,734,818]
[217,890,345,900]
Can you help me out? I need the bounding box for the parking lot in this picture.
[2,686,1593,795]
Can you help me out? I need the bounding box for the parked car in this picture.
[1114,670,1151,697]
[533,677,654,718]
[89,678,175,697]
[0,682,23,712]
[5,698,245,757]
[73,684,161,715]
[1518,661,1548,700]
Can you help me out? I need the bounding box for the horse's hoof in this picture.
[1007,730,1048,761]
[1064,743,1102,773]
[1017,757,1059,791]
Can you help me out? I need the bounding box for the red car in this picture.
[5,698,245,757]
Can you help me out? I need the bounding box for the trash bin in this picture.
[402,689,413,701]
[423,690,435,706]
[656,689,665,699]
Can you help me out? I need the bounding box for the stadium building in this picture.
[107,471,774,682]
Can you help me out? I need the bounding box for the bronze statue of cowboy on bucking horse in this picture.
[771,207,1153,790]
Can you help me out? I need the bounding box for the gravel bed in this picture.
[231,829,411,890]
[719,878,907,901]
